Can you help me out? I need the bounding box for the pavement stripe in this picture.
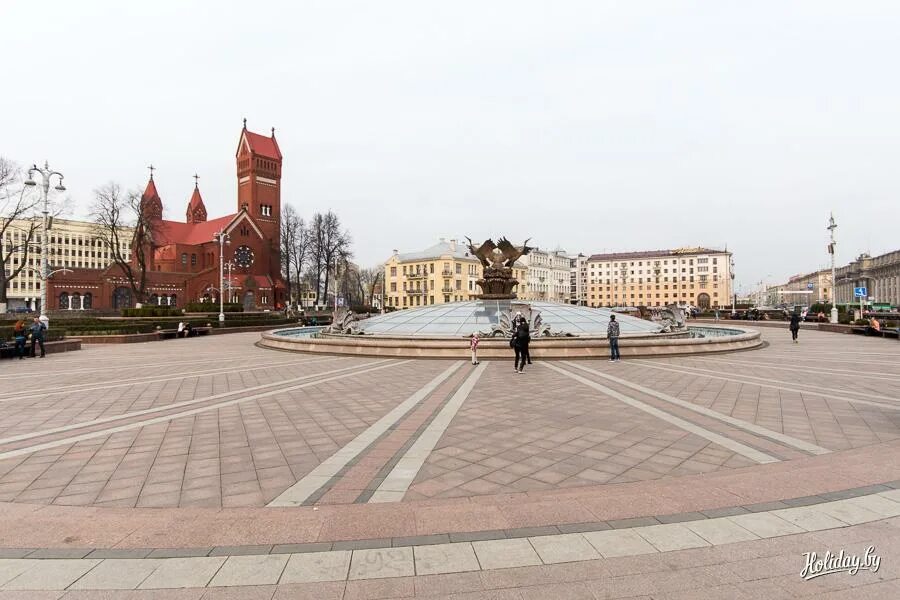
[562,361,831,456]
[0,360,409,462]
[369,363,489,502]
[678,356,900,381]
[543,363,779,464]
[0,352,290,380]
[634,361,900,411]
[0,356,326,402]
[267,361,465,507]
[0,357,347,448]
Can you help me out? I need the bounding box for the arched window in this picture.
[83,293,92,309]
[181,253,188,265]
[112,287,132,309]
[59,292,69,310]
[71,292,81,310]
[149,293,158,306]
[170,294,177,307]
[191,254,197,266]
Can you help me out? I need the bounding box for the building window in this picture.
[191,254,197,266]
[83,293,92,309]
[59,292,69,310]
[181,253,188,265]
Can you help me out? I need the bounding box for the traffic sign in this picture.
[806,283,814,290]
[854,287,867,298]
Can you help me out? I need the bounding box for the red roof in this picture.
[187,185,205,212]
[242,130,282,160]
[156,213,236,246]
[142,178,160,200]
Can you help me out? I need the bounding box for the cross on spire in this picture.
[147,164,155,180]
[193,173,200,187]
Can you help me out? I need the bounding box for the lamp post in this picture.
[224,260,234,304]
[827,213,838,323]
[24,162,65,323]
[729,255,736,316]
[213,230,230,326]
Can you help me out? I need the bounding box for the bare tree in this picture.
[0,158,40,312]
[280,203,301,302]
[90,183,154,304]
[290,217,310,303]
[357,266,383,307]
[315,211,352,307]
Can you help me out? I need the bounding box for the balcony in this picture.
[441,270,453,277]
[441,287,454,293]
[407,272,427,279]
[405,288,428,295]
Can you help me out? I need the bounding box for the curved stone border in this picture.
[259,326,762,359]
[0,487,897,591]
[2,479,897,561]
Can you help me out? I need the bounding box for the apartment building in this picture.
[517,247,570,303]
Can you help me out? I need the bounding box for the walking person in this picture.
[13,320,27,360]
[470,332,480,365]
[29,317,46,358]
[608,314,621,362]
[789,312,800,343]
[515,321,531,373]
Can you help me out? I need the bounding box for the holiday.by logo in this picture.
[801,546,881,580]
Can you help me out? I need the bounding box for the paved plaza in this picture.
[0,326,897,598]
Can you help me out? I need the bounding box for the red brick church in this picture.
[49,122,287,311]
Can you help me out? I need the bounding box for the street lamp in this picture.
[213,230,230,326]
[729,255,736,316]
[827,213,838,323]
[24,161,65,323]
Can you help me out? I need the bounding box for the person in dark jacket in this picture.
[789,313,801,343]
[13,320,27,359]
[514,321,531,373]
[608,314,621,361]
[29,317,46,358]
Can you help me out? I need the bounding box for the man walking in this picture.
[30,317,46,358]
[789,312,801,343]
[608,314,621,362]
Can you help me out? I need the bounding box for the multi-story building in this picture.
[1,217,132,311]
[384,239,484,309]
[517,247,570,303]
[569,253,587,305]
[834,250,900,308]
[585,247,733,309]
[780,269,832,306]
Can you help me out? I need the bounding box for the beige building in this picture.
[834,250,900,308]
[569,253,588,306]
[516,247,570,303]
[780,269,832,306]
[2,217,132,311]
[384,239,482,309]
[586,247,733,309]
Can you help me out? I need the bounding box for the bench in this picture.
[851,326,900,338]
[157,326,212,340]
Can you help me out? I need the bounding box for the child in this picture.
[470,332,480,365]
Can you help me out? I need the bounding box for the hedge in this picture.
[185,302,243,313]
[121,307,182,317]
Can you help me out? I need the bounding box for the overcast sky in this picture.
[3,1,898,294]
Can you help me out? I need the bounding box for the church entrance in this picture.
[243,291,255,312]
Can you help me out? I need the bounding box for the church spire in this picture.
[186,175,207,224]
[140,171,162,221]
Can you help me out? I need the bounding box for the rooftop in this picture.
[588,247,729,262]
[390,239,479,263]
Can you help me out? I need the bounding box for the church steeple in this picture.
[140,169,163,221]
[185,174,207,223]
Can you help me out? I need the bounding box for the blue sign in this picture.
[854,287,867,298]
[807,283,814,290]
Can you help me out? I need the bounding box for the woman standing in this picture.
[515,321,531,373]
[789,312,801,343]
[13,320,26,359]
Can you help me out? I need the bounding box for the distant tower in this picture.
[185,175,207,223]
[236,120,282,270]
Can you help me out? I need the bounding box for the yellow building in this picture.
[384,238,531,309]
[586,247,733,310]
[1,217,132,311]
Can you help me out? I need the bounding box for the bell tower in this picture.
[236,119,282,274]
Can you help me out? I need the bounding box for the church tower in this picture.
[185,177,207,223]
[236,120,282,272]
